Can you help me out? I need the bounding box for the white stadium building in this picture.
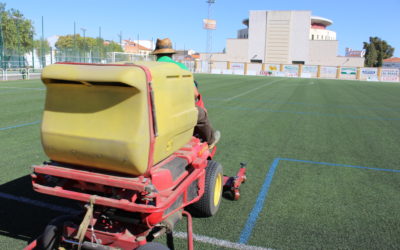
[204,10,364,67]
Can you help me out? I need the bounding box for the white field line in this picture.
[0,86,45,90]
[224,79,284,102]
[174,232,271,250]
[0,191,271,250]
[279,81,315,87]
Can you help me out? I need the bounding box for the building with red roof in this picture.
[383,57,400,69]
[122,40,152,56]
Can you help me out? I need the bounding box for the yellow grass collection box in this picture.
[41,62,197,176]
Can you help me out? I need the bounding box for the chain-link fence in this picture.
[0,49,156,70]
[0,49,159,80]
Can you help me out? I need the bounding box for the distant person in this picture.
[152,38,220,148]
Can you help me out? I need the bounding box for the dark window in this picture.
[292,61,305,65]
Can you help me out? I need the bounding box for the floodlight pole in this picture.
[98,26,102,63]
[41,16,44,67]
[206,0,215,73]
[31,26,34,69]
[0,17,4,69]
[81,28,87,62]
[12,16,22,68]
[74,22,77,62]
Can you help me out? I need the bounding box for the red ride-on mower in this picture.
[25,62,246,250]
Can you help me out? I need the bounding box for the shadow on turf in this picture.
[0,174,242,246]
[0,175,80,244]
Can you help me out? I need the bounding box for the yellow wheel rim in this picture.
[213,173,222,207]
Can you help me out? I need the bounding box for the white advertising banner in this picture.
[211,69,222,74]
[246,70,257,76]
[231,63,244,70]
[231,63,245,75]
[283,65,299,77]
[340,67,357,80]
[360,68,378,81]
[302,65,318,78]
[381,68,400,82]
[222,69,233,75]
[320,66,337,78]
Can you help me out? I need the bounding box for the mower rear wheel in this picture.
[188,160,223,217]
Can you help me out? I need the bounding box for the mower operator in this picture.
[152,38,220,148]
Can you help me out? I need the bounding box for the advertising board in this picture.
[260,64,280,76]
[381,68,400,82]
[302,65,318,78]
[320,66,337,78]
[283,65,299,77]
[203,19,217,30]
[360,68,378,81]
[340,67,357,80]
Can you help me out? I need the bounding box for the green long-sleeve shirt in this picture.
[157,56,189,71]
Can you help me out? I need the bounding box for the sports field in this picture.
[1,75,400,249]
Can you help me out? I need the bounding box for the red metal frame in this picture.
[32,137,209,214]
[28,137,207,250]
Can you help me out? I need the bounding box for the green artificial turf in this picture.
[1,76,400,249]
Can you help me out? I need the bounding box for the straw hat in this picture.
[151,38,176,55]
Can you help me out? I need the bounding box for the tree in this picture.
[106,41,123,53]
[55,34,76,49]
[0,3,35,67]
[56,34,123,61]
[363,37,394,67]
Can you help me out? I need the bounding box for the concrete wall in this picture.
[309,40,338,65]
[289,11,311,64]
[226,39,249,62]
[332,57,364,67]
[248,11,267,63]
[201,39,249,62]
[264,11,291,64]
[201,53,227,61]
[309,40,363,66]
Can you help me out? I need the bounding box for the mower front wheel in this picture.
[188,160,223,217]
[36,215,75,250]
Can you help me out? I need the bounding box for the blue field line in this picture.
[207,105,400,121]
[0,120,41,131]
[238,158,280,244]
[238,157,400,244]
[205,97,400,112]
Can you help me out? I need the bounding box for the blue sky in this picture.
[4,0,399,56]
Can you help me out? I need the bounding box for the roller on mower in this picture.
[25,62,246,250]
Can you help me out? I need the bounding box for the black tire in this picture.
[35,215,74,250]
[136,242,170,250]
[188,160,223,217]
